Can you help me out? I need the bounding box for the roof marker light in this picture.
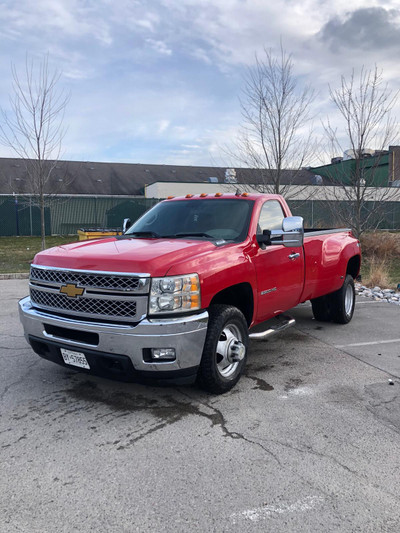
[200,193,208,197]
[215,192,223,197]
[242,192,249,197]
[167,196,175,199]
[185,194,194,198]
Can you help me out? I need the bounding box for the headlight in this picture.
[149,274,201,315]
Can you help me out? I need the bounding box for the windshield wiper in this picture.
[118,231,161,239]
[173,232,215,239]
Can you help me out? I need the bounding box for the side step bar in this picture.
[249,314,295,340]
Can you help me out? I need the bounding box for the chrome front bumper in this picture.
[18,297,209,377]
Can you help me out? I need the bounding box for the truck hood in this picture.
[32,237,217,277]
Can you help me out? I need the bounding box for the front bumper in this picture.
[18,297,209,384]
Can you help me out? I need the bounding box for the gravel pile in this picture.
[356,283,400,305]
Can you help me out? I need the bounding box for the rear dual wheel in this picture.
[311,274,355,324]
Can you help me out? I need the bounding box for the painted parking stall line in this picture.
[335,339,400,349]
[230,495,325,523]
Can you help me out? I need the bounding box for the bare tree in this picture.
[0,55,70,249]
[322,66,399,237]
[233,44,315,196]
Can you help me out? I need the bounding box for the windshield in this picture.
[125,199,254,242]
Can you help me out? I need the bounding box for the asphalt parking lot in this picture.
[1,279,400,532]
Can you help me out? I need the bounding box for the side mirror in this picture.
[256,229,271,246]
[123,218,132,233]
[271,216,304,247]
[258,216,304,248]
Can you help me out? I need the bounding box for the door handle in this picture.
[288,253,300,260]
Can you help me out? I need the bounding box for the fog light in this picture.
[151,348,176,360]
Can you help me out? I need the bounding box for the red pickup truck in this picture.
[19,193,361,393]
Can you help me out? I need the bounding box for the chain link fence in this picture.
[0,195,399,237]
[288,200,400,231]
[0,195,159,236]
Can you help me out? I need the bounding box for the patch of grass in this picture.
[0,235,79,273]
[361,258,400,289]
[362,257,390,288]
[360,232,400,259]
[360,232,400,289]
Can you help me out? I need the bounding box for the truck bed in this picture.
[304,228,351,237]
[300,228,359,302]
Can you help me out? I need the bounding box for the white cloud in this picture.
[157,120,170,133]
[190,47,213,65]
[135,19,156,31]
[145,38,173,56]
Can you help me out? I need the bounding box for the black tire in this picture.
[330,274,355,324]
[197,304,249,394]
[311,295,333,322]
[311,275,355,324]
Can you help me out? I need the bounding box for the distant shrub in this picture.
[364,256,391,288]
[360,232,400,259]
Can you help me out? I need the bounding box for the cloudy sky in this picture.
[0,0,399,166]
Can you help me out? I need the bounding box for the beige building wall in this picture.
[145,182,400,202]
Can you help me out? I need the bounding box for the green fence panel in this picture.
[0,196,50,236]
[105,198,159,228]
[288,200,338,229]
[288,199,400,231]
[0,195,399,237]
[0,196,159,236]
[48,197,159,234]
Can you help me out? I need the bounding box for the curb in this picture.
[0,273,29,280]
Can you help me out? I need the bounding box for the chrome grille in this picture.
[30,266,148,293]
[31,289,137,319]
[29,266,149,322]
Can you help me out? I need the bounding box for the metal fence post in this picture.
[29,196,33,236]
[14,193,19,236]
[311,200,314,227]
[393,203,395,230]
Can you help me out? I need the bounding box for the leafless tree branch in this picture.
[229,43,316,197]
[0,54,70,249]
[322,66,399,237]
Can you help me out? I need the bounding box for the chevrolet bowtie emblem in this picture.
[60,283,84,298]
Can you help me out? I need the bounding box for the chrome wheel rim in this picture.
[216,323,245,378]
[345,284,354,316]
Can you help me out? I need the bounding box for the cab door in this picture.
[251,200,304,322]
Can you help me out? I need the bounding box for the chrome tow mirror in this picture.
[258,216,304,248]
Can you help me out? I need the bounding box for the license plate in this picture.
[60,348,90,369]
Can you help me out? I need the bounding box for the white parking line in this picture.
[230,495,324,523]
[335,339,400,349]
[355,300,383,304]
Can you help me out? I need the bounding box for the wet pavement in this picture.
[1,280,400,532]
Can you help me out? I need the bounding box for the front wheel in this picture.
[197,305,249,394]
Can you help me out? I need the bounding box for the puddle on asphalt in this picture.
[244,364,275,391]
[284,378,303,392]
[61,379,254,448]
[247,376,274,391]
[66,380,184,415]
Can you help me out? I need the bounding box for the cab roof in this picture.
[164,192,283,202]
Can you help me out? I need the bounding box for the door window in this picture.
[257,200,285,232]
